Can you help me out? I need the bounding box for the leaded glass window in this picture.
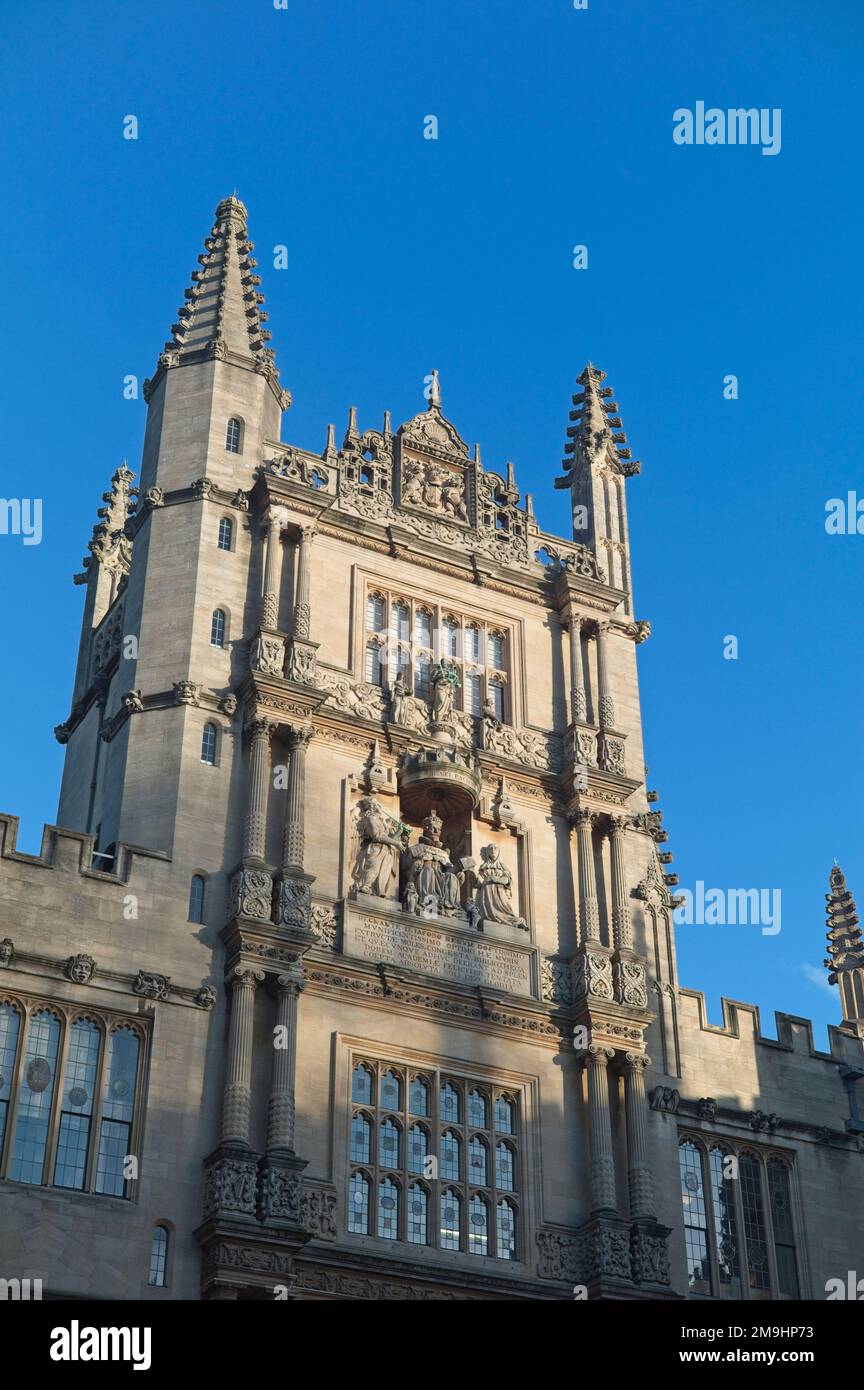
[148,1226,168,1287]
[347,1059,521,1258]
[0,997,143,1198]
[678,1137,800,1301]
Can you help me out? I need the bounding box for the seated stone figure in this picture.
[473,844,527,930]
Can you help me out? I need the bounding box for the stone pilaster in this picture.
[567,612,587,723]
[607,813,632,950]
[281,724,313,874]
[221,967,264,1147]
[261,508,287,629]
[595,621,614,730]
[574,807,601,944]
[581,1043,618,1215]
[293,526,315,639]
[242,718,274,863]
[267,968,304,1153]
[622,1052,655,1220]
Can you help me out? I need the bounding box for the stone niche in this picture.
[346,749,532,993]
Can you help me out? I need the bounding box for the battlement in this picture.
[679,986,864,1067]
[0,812,169,884]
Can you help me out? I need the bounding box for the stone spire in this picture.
[142,195,290,411]
[78,463,137,582]
[553,364,641,605]
[825,864,864,1027]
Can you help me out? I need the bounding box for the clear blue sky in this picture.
[1,0,862,1044]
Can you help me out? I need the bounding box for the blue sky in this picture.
[1,0,862,1043]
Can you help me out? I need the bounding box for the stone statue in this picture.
[430,661,459,723]
[403,808,470,917]
[473,845,526,929]
[352,798,404,898]
[389,671,406,724]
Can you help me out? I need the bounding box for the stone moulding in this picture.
[536,1217,673,1291]
[0,933,215,1011]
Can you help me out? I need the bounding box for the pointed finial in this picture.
[429,368,441,409]
[383,410,392,436]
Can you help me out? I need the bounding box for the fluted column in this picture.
[582,1044,617,1214]
[293,526,315,639]
[575,807,601,943]
[221,967,264,1146]
[242,718,274,862]
[623,1052,655,1219]
[595,621,614,729]
[282,724,313,873]
[608,814,633,950]
[261,509,287,630]
[267,968,304,1152]
[567,612,587,723]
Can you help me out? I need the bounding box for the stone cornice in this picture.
[0,940,216,1011]
[125,477,252,541]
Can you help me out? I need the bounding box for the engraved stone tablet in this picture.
[345,908,534,996]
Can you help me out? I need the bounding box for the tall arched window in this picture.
[468,1088,487,1128]
[441,617,459,658]
[487,631,505,669]
[366,593,385,633]
[378,1117,401,1168]
[440,1082,460,1123]
[225,418,242,453]
[468,1194,489,1256]
[365,641,382,687]
[468,1135,488,1186]
[352,1063,374,1105]
[679,1139,711,1295]
[390,600,409,641]
[217,517,233,551]
[408,1184,429,1245]
[348,1171,370,1234]
[495,1142,515,1192]
[767,1158,799,1298]
[464,671,482,715]
[413,655,431,701]
[148,1225,169,1287]
[495,1094,515,1134]
[188,875,205,924]
[210,609,226,648]
[0,1003,22,1155]
[440,1129,461,1181]
[707,1146,741,1298]
[95,1026,140,1196]
[408,1123,429,1175]
[377,1176,399,1239]
[201,723,217,765]
[465,624,481,661]
[440,1189,461,1251]
[497,1200,517,1260]
[9,1009,61,1184]
[54,1018,101,1191]
[488,676,505,721]
[350,1111,372,1164]
[409,1075,429,1116]
[380,1070,401,1110]
[414,608,432,647]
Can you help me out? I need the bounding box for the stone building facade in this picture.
[1,196,862,1301]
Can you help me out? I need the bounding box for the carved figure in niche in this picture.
[402,808,475,918]
[352,797,405,898]
[482,696,501,732]
[473,845,526,929]
[430,661,459,723]
[389,671,406,725]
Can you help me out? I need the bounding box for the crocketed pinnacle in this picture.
[559,363,641,477]
[145,195,290,409]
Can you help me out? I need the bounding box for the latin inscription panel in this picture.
[345,909,534,996]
